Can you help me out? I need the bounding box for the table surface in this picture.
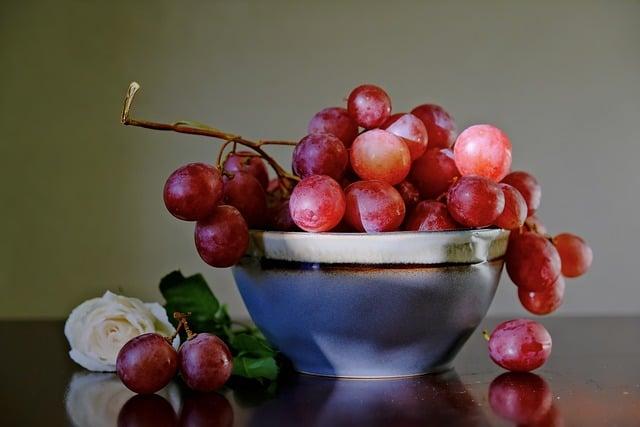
[1,317,638,426]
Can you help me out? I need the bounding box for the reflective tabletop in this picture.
[1,317,638,426]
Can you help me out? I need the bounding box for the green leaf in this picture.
[159,271,227,334]
[233,356,279,381]
[231,333,276,358]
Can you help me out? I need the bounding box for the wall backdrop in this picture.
[1,0,639,318]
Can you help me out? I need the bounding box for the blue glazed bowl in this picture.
[232,229,509,378]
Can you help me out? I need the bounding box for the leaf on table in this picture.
[159,270,228,334]
[233,356,279,381]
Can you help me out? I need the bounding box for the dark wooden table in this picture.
[1,318,638,426]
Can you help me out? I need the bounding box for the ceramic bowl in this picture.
[232,229,509,378]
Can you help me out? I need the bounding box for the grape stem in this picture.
[482,330,491,342]
[121,82,300,192]
[173,312,197,340]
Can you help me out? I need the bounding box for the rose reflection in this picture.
[247,370,488,427]
[488,372,564,426]
[65,373,181,427]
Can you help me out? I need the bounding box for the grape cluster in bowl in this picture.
[161,83,592,318]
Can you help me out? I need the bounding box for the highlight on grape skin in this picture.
[350,129,411,185]
[487,319,552,372]
[343,180,406,232]
[410,104,457,149]
[163,163,224,221]
[307,107,359,147]
[347,84,392,129]
[382,113,429,160]
[289,175,346,232]
[454,124,513,182]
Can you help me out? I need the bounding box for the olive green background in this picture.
[1,1,639,318]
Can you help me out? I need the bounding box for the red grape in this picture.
[525,214,547,234]
[343,180,405,232]
[489,373,552,424]
[347,84,392,128]
[410,148,460,199]
[223,152,269,189]
[292,133,348,180]
[494,183,527,230]
[307,107,358,147]
[267,199,299,231]
[289,175,345,232]
[195,205,249,267]
[518,276,565,315]
[404,200,459,231]
[506,231,562,292]
[223,172,267,228]
[553,233,593,277]
[502,171,541,216]
[395,180,420,211]
[410,104,456,148]
[118,394,178,427]
[350,129,411,185]
[116,333,178,394]
[178,333,233,392]
[488,319,552,372]
[446,176,505,228]
[383,113,428,160]
[163,163,223,221]
[454,124,512,182]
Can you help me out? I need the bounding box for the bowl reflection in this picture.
[246,370,488,427]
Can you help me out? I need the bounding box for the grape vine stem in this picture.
[121,82,299,191]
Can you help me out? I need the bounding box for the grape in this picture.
[404,200,459,232]
[501,171,541,216]
[454,124,512,182]
[347,84,392,128]
[308,107,359,147]
[118,394,178,427]
[179,391,234,427]
[382,113,428,160]
[506,231,562,292]
[267,200,299,231]
[410,148,460,199]
[116,333,178,394]
[178,333,233,392]
[223,172,267,228]
[289,175,345,232]
[195,205,249,267]
[163,163,223,221]
[518,276,565,315]
[489,373,552,424]
[350,129,411,185]
[524,214,547,234]
[395,180,420,211]
[410,104,457,149]
[553,233,593,277]
[494,183,527,230]
[292,133,348,180]
[488,319,552,372]
[446,176,505,227]
[223,151,269,189]
[343,180,405,232]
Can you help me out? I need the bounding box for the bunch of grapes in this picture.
[160,83,592,317]
[116,313,233,394]
[125,81,593,372]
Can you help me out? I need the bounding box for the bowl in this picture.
[232,229,509,378]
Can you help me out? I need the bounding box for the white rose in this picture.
[64,291,179,372]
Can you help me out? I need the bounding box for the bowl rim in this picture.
[245,228,510,265]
